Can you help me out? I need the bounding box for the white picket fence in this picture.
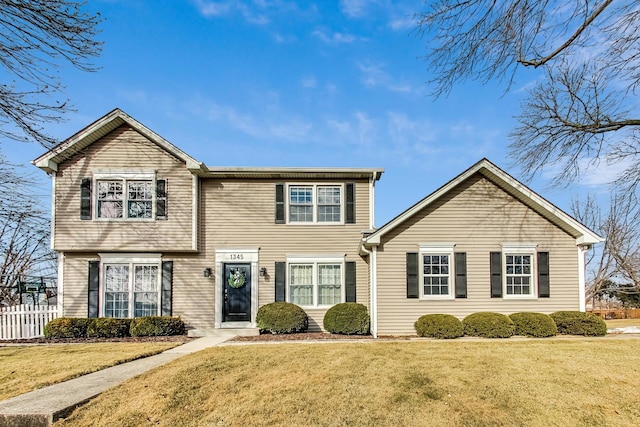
[0,304,59,340]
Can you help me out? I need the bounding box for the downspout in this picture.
[369,172,376,230]
[370,245,378,338]
[578,244,590,312]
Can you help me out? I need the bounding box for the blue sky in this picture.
[4,0,608,226]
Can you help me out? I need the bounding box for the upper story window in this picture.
[275,182,355,225]
[97,180,153,219]
[81,173,167,221]
[288,184,342,223]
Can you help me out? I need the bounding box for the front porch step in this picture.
[188,328,260,338]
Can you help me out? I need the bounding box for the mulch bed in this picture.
[230,332,403,342]
[0,335,193,345]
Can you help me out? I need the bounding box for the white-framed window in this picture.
[100,254,161,318]
[287,257,344,307]
[420,244,455,300]
[502,243,537,298]
[94,173,156,220]
[288,184,343,224]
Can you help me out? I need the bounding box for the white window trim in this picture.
[286,183,345,225]
[286,255,345,308]
[419,243,455,300]
[502,243,538,300]
[93,172,157,221]
[98,253,162,318]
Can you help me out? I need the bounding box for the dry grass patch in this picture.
[56,340,640,427]
[0,342,178,401]
[606,319,640,328]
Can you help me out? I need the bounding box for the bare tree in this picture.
[0,0,102,147]
[0,153,56,306]
[572,192,640,307]
[416,1,640,189]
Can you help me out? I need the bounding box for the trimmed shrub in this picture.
[256,302,308,334]
[463,312,515,338]
[550,311,607,336]
[509,312,557,338]
[129,316,186,337]
[44,318,92,338]
[414,314,463,339]
[323,303,370,335]
[86,318,132,338]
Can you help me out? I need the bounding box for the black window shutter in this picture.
[88,261,99,318]
[346,183,355,224]
[275,262,286,301]
[275,184,285,224]
[406,252,419,299]
[345,261,356,302]
[161,261,173,315]
[538,252,550,298]
[490,252,503,298]
[156,179,168,220]
[81,178,92,220]
[455,252,467,298]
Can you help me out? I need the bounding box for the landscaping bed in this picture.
[0,335,192,345]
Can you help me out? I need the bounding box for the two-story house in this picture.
[34,109,602,337]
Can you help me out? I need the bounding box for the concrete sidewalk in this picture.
[0,336,231,427]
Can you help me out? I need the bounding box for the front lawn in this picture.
[56,339,640,426]
[606,318,640,328]
[0,342,180,401]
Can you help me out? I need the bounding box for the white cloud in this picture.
[301,76,317,88]
[388,15,414,31]
[357,61,414,93]
[312,29,362,44]
[340,0,371,18]
[193,0,314,25]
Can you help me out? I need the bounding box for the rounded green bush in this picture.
[323,303,370,335]
[256,302,308,334]
[509,312,557,337]
[129,316,186,337]
[86,318,132,338]
[463,312,515,338]
[550,311,607,336]
[44,318,92,338]
[414,314,463,339]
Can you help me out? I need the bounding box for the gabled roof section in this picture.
[32,108,208,175]
[364,158,603,247]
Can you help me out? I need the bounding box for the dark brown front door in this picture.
[223,263,251,322]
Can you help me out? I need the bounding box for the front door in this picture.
[223,263,251,322]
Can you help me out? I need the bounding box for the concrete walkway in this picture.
[0,336,231,427]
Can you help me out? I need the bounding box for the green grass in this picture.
[0,342,180,401]
[56,340,640,426]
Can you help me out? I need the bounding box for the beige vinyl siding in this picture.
[376,174,581,335]
[60,254,94,318]
[57,174,371,332]
[202,179,370,331]
[53,125,195,252]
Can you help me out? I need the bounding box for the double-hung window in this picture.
[288,257,344,307]
[420,244,455,300]
[502,243,537,298]
[288,185,342,223]
[101,255,161,318]
[95,173,156,220]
